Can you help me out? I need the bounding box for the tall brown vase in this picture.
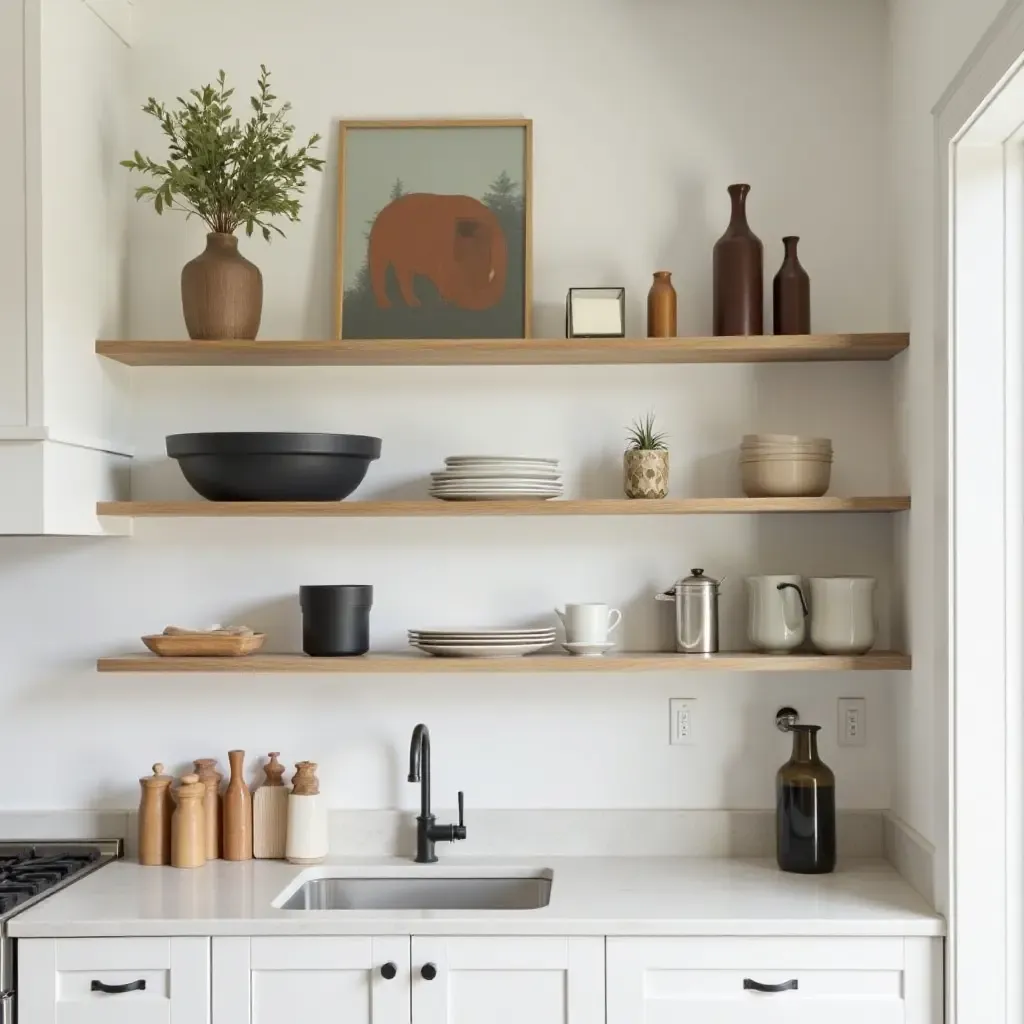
[181,233,263,340]
[712,184,763,336]
[773,236,811,335]
[222,749,253,861]
[646,271,678,338]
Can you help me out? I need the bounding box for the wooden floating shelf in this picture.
[96,651,912,674]
[95,333,909,368]
[97,497,911,518]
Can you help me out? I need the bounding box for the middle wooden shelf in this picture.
[96,496,911,518]
[96,651,912,673]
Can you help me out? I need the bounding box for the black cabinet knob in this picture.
[421,963,438,981]
[380,962,397,980]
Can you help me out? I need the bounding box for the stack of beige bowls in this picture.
[740,434,833,497]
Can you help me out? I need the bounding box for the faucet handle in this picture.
[453,790,467,841]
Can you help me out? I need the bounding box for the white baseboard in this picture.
[883,811,936,904]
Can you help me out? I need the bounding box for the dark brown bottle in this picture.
[773,236,811,335]
[713,184,763,336]
[776,725,836,874]
[647,271,678,338]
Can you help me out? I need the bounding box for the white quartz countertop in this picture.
[8,857,944,938]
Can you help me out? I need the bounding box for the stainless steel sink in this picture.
[278,873,552,911]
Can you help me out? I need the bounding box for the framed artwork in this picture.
[334,119,532,340]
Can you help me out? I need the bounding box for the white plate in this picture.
[430,478,563,487]
[410,628,556,637]
[445,455,559,464]
[413,641,553,658]
[430,487,564,495]
[562,641,617,657]
[432,470,563,480]
[431,493,561,502]
[409,636,555,645]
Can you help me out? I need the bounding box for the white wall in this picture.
[889,0,1007,851]
[0,0,900,813]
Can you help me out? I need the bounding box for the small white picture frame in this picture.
[566,287,626,338]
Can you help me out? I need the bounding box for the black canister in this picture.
[300,585,373,656]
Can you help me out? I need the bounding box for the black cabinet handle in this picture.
[380,962,397,980]
[743,978,798,993]
[421,963,438,981]
[91,979,146,995]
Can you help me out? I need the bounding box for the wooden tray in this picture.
[142,632,266,657]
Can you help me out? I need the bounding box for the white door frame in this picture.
[937,3,1024,1021]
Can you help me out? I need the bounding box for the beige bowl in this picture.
[742,433,832,447]
[740,452,833,463]
[741,446,833,458]
[741,457,832,497]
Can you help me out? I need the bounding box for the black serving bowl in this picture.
[166,433,382,502]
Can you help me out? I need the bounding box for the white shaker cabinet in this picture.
[18,936,210,1024]
[606,936,942,1024]
[211,935,604,1024]
[212,936,410,1024]
[411,936,604,1024]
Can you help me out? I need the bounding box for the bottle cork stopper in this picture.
[292,761,320,796]
[264,753,285,787]
[181,773,200,786]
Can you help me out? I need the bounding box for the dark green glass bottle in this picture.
[776,724,836,874]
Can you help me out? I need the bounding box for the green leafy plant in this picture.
[626,413,668,451]
[121,66,325,240]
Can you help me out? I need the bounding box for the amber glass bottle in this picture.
[776,724,836,874]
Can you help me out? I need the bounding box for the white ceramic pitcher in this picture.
[808,576,877,655]
[745,575,808,652]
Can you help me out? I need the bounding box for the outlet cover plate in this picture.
[838,697,867,746]
[670,698,696,745]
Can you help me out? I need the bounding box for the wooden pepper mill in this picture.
[171,774,207,869]
[222,749,253,861]
[138,763,175,866]
[194,758,223,860]
[253,753,288,860]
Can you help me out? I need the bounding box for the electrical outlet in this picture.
[838,697,866,746]
[669,698,696,745]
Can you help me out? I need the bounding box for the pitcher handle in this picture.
[776,582,809,634]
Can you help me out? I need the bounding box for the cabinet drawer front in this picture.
[607,937,908,1024]
[55,938,172,971]
[55,967,171,1024]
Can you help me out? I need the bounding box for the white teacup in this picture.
[554,604,622,644]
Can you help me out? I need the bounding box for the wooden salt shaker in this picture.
[138,763,174,866]
[171,774,207,869]
[253,753,288,859]
[222,749,253,861]
[194,758,223,860]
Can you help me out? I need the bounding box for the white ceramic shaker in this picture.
[285,761,328,864]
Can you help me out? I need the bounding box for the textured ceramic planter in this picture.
[181,233,263,340]
[624,449,669,499]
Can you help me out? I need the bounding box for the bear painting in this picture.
[336,121,531,340]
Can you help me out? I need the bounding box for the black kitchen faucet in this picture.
[408,724,467,863]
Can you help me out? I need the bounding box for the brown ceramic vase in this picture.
[647,271,678,338]
[713,184,763,336]
[772,236,811,334]
[181,233,263,340]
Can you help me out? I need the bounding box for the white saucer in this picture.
[562,641,616,657]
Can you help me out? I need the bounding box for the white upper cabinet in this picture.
[0,0,131,535]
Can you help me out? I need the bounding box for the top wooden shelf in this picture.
[95,333,909,367]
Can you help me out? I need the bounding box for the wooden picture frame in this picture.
[334,118,533,340]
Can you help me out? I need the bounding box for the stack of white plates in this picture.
[430,456,563,501]
[409,626,557,658]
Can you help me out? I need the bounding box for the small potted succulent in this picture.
[122,67,324,341]
[624,413,669,499]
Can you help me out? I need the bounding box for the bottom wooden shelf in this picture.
[96,651,911,673]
